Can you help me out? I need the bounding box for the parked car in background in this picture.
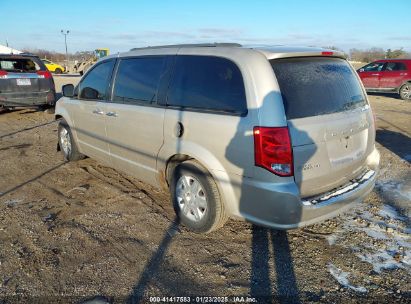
[357,59,411,100]
[55,44,379,233]
[0,53,56,109]
[41,59,65,74]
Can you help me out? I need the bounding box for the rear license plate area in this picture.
[16,78,31,86]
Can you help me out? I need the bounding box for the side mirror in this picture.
[359,68,364,72]
[81,87,99,100]
[62,84,74,97]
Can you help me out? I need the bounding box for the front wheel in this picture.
[399,83,411,100]
[58,119,85,161]
[54,68,63,74]
[170,160,227,233]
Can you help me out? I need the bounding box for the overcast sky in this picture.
[1,0,410,54]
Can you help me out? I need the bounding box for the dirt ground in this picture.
[0,77,410,303]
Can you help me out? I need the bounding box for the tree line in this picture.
[21,48,94,63]
[349,47,410,63]
[22,46,410,64]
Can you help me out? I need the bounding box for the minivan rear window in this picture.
[271,57,366,120]
[167,55,247,115]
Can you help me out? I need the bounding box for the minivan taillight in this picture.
[37,70,52,79]
[253,126,293,176]
[0,70,8,79]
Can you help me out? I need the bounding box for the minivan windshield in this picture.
[271,57,366,119]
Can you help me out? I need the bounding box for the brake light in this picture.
[37,70,52,79]
[321,51,334,56]
[253,127,293,176]
[0,70,8,79]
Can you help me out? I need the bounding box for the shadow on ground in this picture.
[376,129,411,163]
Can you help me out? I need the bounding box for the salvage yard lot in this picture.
[0,79,410,303]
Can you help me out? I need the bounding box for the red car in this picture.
[357,59,411,100]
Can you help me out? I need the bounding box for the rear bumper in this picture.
[0,91,56,107]
[230,148,380,230]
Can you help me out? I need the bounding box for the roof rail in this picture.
[130,43,242,51]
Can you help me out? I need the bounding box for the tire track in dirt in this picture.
[80,164,174,221]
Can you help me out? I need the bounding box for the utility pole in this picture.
[61,30,70,69]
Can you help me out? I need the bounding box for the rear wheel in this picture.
[170,160,227,233]
[399,83,411,100]
[58,119,85,161]
[54,68,63,74]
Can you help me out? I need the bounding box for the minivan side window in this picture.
[113,57,166,104]
[167,56,247,114]
[79,60,115,100]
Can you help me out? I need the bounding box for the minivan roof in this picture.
[111,43,346,60]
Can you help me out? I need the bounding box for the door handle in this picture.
[92,109,104,115]
[106,111,118,117]
[371,73,380,76]
[175,122,184,137]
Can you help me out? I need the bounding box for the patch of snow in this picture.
[328,263,367,293]
[326,234,340,245]
[356,249,406,273]
[2,199,22,207]
[376,180,411,202]
[362,228,388,240]
[379,204,407,221]
[328,201,411,276]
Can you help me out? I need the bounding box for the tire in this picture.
[170,160,227,233]
[58,119,85,161]
[54,68,63,74]
[399,83,411,100]
[38,104,51,111]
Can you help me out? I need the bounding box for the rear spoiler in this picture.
[267,50,346,60]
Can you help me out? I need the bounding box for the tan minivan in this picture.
[55,44,380,233]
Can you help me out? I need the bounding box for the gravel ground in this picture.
[0,80,410,303]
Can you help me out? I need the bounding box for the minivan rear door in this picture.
[271,57,375,197]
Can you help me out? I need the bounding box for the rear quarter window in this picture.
[167,55,247,115]
[271,57,366,119]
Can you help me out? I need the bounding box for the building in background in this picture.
[0,44,22,54]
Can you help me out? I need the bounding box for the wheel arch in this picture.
[398,80,411,92]
[54,111,81,153]
[160,151,238,217]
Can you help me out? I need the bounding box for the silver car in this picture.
[55,44,380,233]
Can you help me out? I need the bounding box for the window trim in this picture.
[163,55,248,117]
[77,58,116,101]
